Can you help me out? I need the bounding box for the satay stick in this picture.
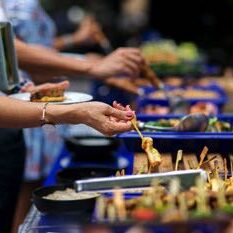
[224,158,228,181]
[115,171,121,177]
[169,178,180,209]
[197,146,208,169]
[200,155,217,168]
[120,169,125,176]
[113,189,127,221]
[131,117,143,139]
[132,116,161,169]
[175,150,183,171]
[208,154,224,173]
[178,193,188,220]
[107,204,116,222]
[95,196,106,221]
[183,154,198,170]
[230,154,233,178]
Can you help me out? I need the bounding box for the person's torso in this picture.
[3,0,56,47]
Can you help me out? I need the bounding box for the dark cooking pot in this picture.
[32,185,99,217]
[56,167,120,186]
[64,137,119,162]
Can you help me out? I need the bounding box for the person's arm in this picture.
[0,96,133,135]
[15,39,143,80]
[53,15,108,51]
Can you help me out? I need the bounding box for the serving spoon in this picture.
[138,113,209,132]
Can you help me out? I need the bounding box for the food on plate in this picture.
[137,117,232,133]
[43,188,99,201]
[30,86,66,102]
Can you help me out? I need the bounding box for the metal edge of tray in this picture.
[74,169,207,192]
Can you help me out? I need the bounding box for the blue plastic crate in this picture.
[137,84,228,113]
[118,114,233,153]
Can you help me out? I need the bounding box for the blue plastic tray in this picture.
[137,84,228,113]
[118,114,233,153]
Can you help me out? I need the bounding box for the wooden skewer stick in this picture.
[230,154,233,178]
[175,150,183,171]
[200,155,217,168]
[131,117,144,139]
[224,158,228,181]
[197,146,209,169]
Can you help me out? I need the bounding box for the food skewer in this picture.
[208,154,224,173]
[230,154,233,177]
[131,117,143,140]
[200,155,217,168]
[183,154,198,170]
[224,158,228,181]
[175,150,183,171]
[113,189,127,221]
[131,116,162,169]
[197,146,208,169]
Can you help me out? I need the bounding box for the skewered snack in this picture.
[97,174,233,224]
[30,86,66,102]
[131,117,162,171]
[141,137,162,168]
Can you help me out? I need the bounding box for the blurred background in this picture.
[41,0,233,67]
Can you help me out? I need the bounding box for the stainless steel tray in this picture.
[74,169,207,192]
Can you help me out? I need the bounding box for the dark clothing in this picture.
[0,129,25,233]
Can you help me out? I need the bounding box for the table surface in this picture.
[18,143,133,233]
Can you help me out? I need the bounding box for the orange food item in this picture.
[131,208,157,221]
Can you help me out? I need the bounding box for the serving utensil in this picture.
[141,64,189,114]
[74,169,207,192]
[138,113,209,132]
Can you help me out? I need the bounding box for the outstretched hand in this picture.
[69,101,134,136]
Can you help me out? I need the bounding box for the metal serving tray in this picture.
[74,169,206,192]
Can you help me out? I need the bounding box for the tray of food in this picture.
[140,40,221,77]
[92,144,233,224]
[119,114,233,141]
[137,85,227,114]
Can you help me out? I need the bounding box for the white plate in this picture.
[9,91,93,105]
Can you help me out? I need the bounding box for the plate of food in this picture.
[9,90,93,105]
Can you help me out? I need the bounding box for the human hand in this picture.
[69,101,134,136]
[89,48,144,78]
[21,80,70,93]
[72,16,106,46]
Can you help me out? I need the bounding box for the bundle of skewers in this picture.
[96,162,233,224]
[94,145,233,224]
